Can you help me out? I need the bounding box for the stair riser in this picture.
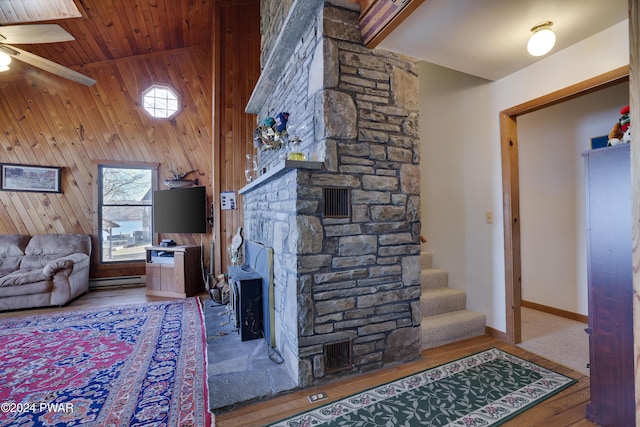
[420,252,433,270]
[421,313,486,349]
[421,270,448,290]
[421,292,466,316]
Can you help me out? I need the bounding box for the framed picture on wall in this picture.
[0,164,62,193]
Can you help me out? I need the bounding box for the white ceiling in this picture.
[378,0,629,81]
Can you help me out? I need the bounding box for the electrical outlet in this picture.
[485,211,493,224]
[307,392,327,403]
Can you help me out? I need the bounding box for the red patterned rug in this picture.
[0,298,211,427]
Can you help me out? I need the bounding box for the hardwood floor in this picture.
[0,285,173,319]
[215,335,595,427]
[0,287,595,426]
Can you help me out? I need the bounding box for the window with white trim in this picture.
[98,164,155,263]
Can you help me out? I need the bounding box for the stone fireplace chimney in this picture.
[241,0,421,387]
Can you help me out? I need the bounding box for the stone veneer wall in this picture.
[244,1,421,387]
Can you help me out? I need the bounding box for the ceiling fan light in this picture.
[527,22,556,57]
[0,51,11,69]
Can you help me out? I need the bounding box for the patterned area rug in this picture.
[0,298,211,427]
[269,348,576,427]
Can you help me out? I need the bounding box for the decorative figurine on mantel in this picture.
[287,135,306,161]
[164,164,198,188]
[228,226,243,266]
[254,112,289,151]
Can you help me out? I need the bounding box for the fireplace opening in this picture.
[324,340,352,373]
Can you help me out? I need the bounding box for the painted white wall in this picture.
[518,83,629,315]
[419,20,629,331]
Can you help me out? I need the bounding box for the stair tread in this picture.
[422,268,447,273]
[422,287,466,297]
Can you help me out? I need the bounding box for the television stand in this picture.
[145,245,204,298]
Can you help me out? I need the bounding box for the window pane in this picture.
[102,168,152,204]
[101,205,152,262]
[143,85,179,118]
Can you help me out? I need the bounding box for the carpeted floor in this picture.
[518,307,589,375]
[0,298,211,427]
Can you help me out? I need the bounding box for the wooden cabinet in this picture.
[145,245,204,298]
[583,144,635,426]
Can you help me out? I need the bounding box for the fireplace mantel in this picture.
[238,159,323,195]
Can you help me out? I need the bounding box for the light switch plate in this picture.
[221,191,237,210]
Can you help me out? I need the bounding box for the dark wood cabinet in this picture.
[583,144,635,426]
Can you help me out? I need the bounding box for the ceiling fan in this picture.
[0,24,96,86]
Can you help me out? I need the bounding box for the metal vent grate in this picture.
[324,340,352,373]
[323,187,350,218]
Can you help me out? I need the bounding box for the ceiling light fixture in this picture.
[527,21,556,57]
[0,51,11,72]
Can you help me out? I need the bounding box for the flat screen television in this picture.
[153,186,207,233]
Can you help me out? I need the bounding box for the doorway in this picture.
[499,66,629,344]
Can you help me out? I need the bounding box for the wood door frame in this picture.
[500,65,629,345]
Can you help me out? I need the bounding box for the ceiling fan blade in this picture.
[0,45,96,86]
[0,24,75,44]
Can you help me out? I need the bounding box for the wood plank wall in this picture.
[212,0,261,276]
[0,46,213,278]
[0,1,261,281]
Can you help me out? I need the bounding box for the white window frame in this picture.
[142,84,180,119]
[97,163,158,264]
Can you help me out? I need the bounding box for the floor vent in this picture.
[323,187,350,218]
[324,339,352,373]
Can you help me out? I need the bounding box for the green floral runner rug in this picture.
[268,347,576,427]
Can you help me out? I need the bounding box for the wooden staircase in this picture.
[420,252,486,349]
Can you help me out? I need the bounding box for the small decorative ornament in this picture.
[254,112,289,151]
[275,112,289,132]
[228,227,243,265]
[287,135,306,161]
[164,164,198,188]
[608,105,631,146]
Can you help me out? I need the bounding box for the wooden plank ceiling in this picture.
[0,0,213,81]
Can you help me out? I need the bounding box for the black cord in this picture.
[240,245,268,271]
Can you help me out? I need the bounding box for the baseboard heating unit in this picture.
[89,275,146,289]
